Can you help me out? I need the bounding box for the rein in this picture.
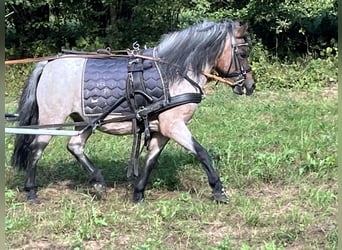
[5,50,237,87]
[5,55,61,65]
[5,53,131,65]
[4,48,128,65]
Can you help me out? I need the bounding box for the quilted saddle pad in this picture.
[82,48,166,116]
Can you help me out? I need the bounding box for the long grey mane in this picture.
[156,20,234,84]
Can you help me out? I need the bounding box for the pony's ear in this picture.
[237,23,248,37]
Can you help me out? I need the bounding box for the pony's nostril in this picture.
[245,82,255,95]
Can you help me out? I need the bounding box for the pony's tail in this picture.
[11,61,48,171]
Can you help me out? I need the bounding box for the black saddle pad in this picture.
[82,49,165,116]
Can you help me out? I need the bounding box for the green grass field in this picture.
[5,82,337,249]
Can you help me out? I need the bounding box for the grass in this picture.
[4,81,337,249]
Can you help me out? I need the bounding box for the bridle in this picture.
[220,28,252,87]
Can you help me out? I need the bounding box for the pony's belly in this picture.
[97,121,133,135]
[98,119,160,135]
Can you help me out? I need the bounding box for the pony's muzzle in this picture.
[232,82,255,95]
[245,82,256,95]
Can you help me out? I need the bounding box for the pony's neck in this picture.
[199,63,215,88]
[169,63,213,96]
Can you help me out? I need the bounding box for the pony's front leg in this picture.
[133,133,169,203]
[160,120,228,203]
[191,138,228,203]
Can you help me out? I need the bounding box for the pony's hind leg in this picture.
[12,118,56,203]
[133,133,169,203]
[67,127,106,192]
[160,120,228,203]
[23,134,52,203]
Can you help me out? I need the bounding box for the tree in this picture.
[5,0,338,59]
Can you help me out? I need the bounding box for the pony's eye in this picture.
[239,51,247,59]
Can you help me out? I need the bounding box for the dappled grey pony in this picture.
[12,20,255,203]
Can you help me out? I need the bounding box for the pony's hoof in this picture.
[27,194,41,204]
[94,183,106,193]
[132,191,145,204]
[28,198,41,204]
[133,197,145,204]
[212,192,229,203]
[26,189,40,204]
[135,198,148,206]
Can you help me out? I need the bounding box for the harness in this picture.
[79,48,203,177]
[126,52,201,177]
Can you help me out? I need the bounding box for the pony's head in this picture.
[215,21,255,95]
[156,20,255,95]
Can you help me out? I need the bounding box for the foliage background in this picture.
[5,0,337,59]
[5,0,338,91]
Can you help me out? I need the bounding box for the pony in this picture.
[11,20,255,203]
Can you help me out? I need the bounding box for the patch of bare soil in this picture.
[290,83,338,100]
[7,178,337,249]
[248,182,335,247]
[321,83,338,98]
[198,181,337,249]
[256,83,338,103]
[11,238,68,250]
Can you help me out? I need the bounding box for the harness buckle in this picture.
[136,106,146,121]
[132,41,140,51]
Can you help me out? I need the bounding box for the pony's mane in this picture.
[156,20,235,84]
